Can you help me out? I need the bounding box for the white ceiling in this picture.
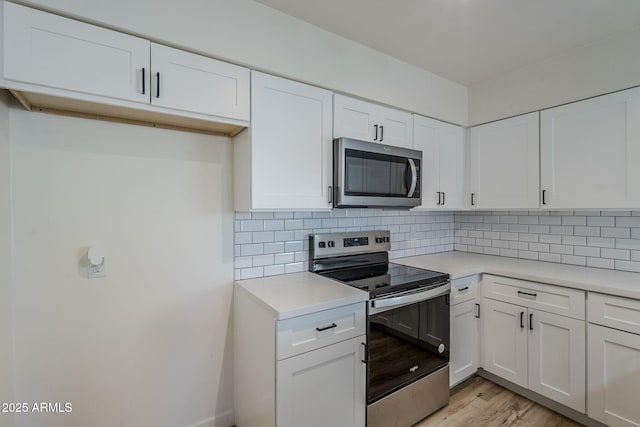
[253,0,640,86]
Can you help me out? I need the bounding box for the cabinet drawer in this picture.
[588,293,640,335]
[483,274,585,320]
[450,275,479,305]
[277,303,366,360]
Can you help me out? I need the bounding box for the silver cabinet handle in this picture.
[371,282,450,312]
[407,158,417,197]
[328,186,332,204]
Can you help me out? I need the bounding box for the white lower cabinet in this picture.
[481,275,586,413]
[588,293,640,427]
[450,299,479,386]
[482,298,529,387]
[277,336,366,427]
[527,309,585,412]
[587,324,640,427]
[449,275,480,387]
[235,287,366,427]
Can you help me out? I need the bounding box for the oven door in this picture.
[333,137,422,208]
[367,286,450,404]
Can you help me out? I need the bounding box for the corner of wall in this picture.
[0,90,14,427]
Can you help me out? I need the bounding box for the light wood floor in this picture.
[416,376,583,427]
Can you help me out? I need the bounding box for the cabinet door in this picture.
[413,115,465,209]
[450,300,479,387]
[541,87,640,208]
[482,298,528,388]
[378,106,413,148]
[469,112,539,209]
[3,2,150,104]
[277,336,366,427]
[413,115,441,208]
[437,123,466,209]
[588,324,640,427]
[528,309,585,413]
[334,94,377,142]
[150,43,249,120]
[251,72,333,209]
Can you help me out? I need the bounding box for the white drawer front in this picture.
[588,293,640,335]
[450,275,479,306]
[277,303,366,360]
[483,274,585,320]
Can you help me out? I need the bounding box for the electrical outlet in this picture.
[88,263,106,279]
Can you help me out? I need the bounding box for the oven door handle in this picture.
[372,282,450,311]
[407,158,418,198]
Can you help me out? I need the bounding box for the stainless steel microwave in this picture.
[333,137,422,208]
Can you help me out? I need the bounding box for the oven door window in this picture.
[367,294,449,403]
[344,149,420,198]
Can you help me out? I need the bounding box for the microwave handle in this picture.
[407,158,417,197]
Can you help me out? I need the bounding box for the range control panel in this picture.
[310,230,391,260]
[344,236,368,247]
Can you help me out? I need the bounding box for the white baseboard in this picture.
[185,409,234,427]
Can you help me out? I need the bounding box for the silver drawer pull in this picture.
[316,323,337,332]
[517,290,537,298]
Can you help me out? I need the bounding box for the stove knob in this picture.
[327,240,335,248]
[384,237,390,243]
[375,237,383,243]
[318,241,326,248]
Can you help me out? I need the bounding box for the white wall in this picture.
[0,92,14,427]
[469,26,640,125]
[20,0,468,126]
[8,106,234,427]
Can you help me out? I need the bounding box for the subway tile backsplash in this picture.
[455,210,640,273]
[235,209,640,279]
[234,209,454,280]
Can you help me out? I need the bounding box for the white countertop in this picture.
[235,272,368,320]
[395,252,640,300]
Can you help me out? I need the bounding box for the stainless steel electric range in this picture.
[309,230,451,427]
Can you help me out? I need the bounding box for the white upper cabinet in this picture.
[150,43,249,120]
[235,71,333,210]
[334,94,413,148]
[540,87,640,208]
[413,115,465,209]
[469,112,540,209]
[2,1,150,105]
[377,106,414,149]
[1,2,250,134]
[333,95,378,141]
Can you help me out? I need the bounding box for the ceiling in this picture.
[253,0,640,86]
